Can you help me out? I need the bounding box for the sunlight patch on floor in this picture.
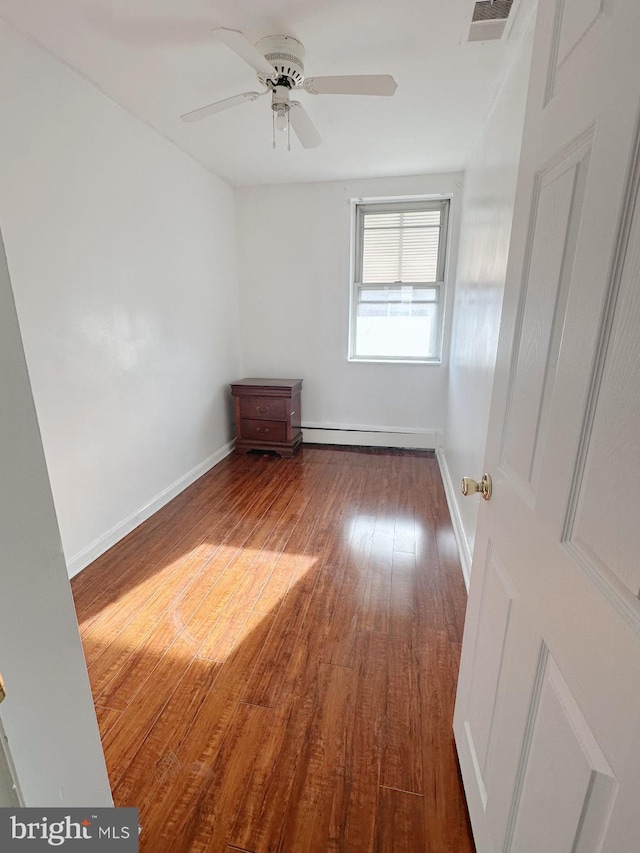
[82,546,318,668]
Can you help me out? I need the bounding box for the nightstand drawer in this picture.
[240,418,287,443]
[239,396,287,421]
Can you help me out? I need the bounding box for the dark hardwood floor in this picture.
[72,445,475,852]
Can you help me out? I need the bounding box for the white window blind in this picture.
[361,209,442,284]
[350,200,449,362]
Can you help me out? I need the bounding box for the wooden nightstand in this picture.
[230,378,303,457]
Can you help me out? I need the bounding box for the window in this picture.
[349,199,450,362]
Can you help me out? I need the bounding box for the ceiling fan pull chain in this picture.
[287,114,291,152]
[272,111,276,149]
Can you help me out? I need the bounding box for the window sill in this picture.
[348,356,442,365]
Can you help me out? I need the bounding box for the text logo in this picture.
[0,808,138,850]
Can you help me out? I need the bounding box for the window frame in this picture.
[348,197,450,364]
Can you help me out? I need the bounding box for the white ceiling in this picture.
[0,0,523,187]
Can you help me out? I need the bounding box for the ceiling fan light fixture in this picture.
[274,106,289,131]
[271,84,291,133]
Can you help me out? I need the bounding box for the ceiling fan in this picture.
[180,28,398,149]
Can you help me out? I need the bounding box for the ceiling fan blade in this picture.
[289,102,323,149]
[303,74,397,96]
[213,27,276,76]
[180,91,263,123]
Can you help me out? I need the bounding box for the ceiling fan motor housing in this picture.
[256,35,306,88]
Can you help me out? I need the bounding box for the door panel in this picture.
[534,112,640,542]
[556,0,604,66]
[0,720,19,807]
[508,657,617,853]
[566,168,640,601]
[466,545,518,789]
[547,0,615,101]
[454,1,640,850]
[501,134,591,505]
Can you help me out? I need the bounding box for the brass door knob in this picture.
[461,474,492,501]
[0,672,6,703]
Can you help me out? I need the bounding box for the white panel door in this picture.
[454,1,640,851]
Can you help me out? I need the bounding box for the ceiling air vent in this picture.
[468,0,514,41]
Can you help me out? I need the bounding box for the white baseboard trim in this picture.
[302,424,440,451]
[436,448,472,591]
[66,440,235,578]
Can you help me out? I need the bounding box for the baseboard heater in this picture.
[301,424,439,451]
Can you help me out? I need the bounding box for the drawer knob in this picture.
[257,427,270,434]
[256,405,270,414]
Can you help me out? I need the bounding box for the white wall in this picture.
[236,174,462,445]
[439,16,535,581]
[0,22,242,575]
[0,228,111,805]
